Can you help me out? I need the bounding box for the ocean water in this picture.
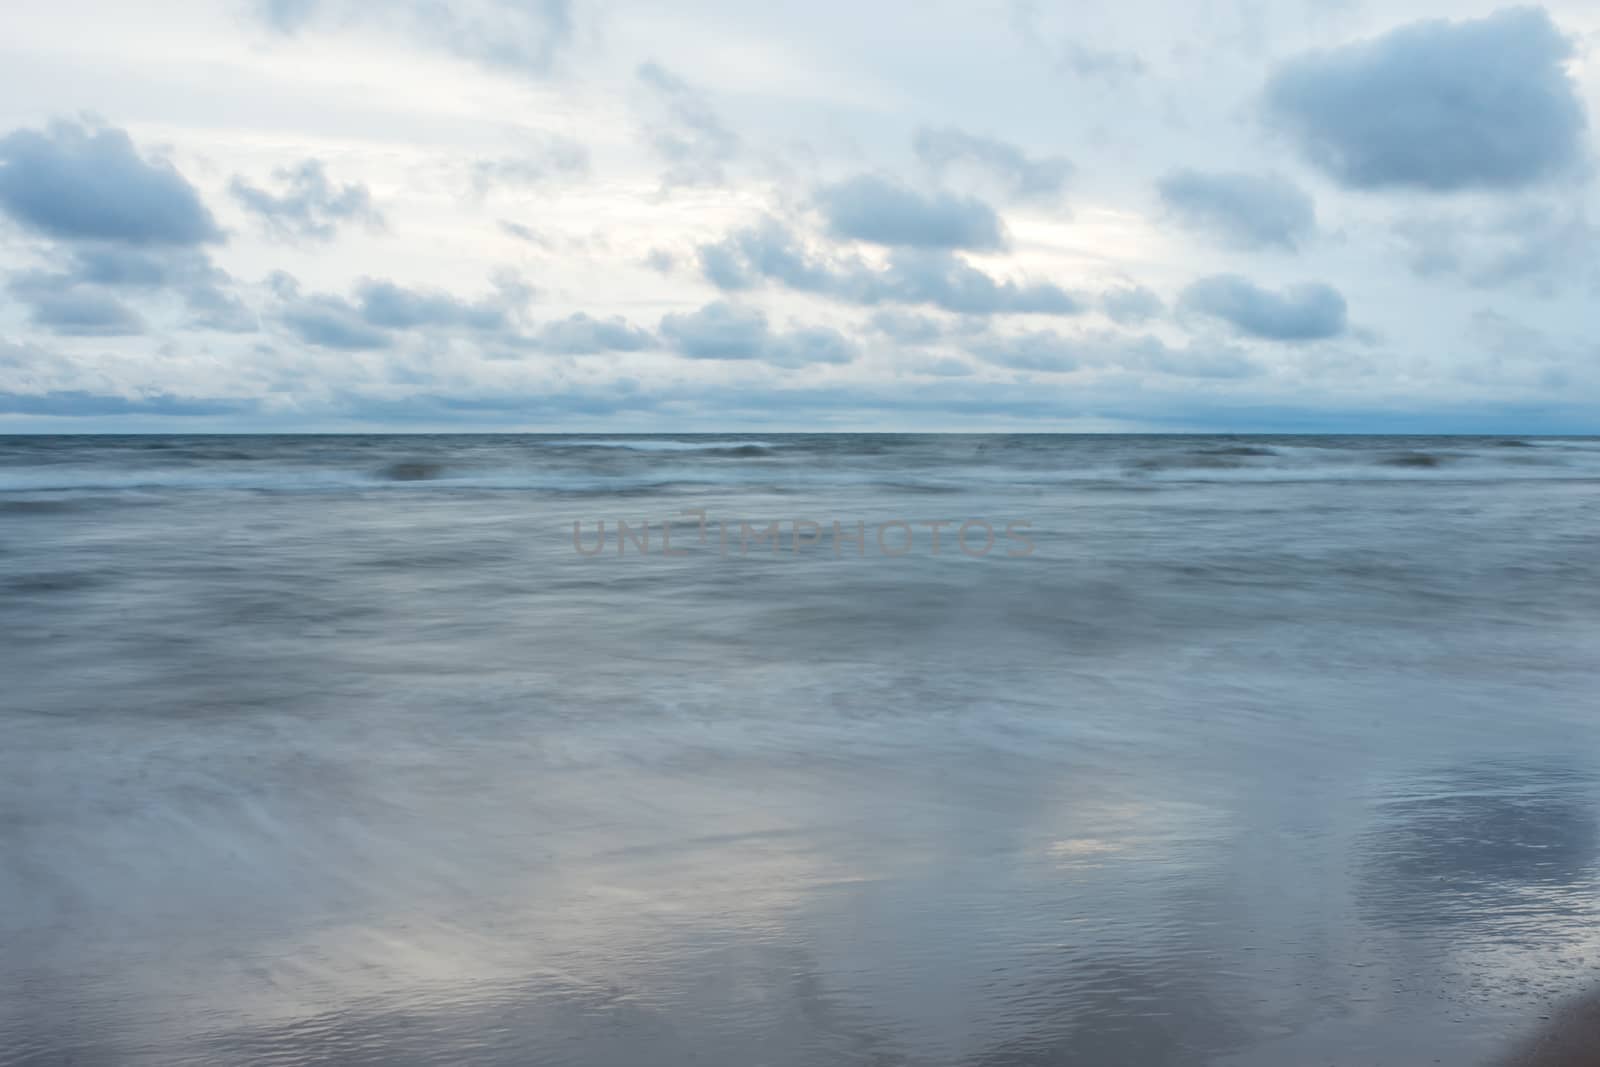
[3,433,1599,1066]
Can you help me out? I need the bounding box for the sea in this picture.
[3,433,1599,1066]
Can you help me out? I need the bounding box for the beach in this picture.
[3,433,1599,1066]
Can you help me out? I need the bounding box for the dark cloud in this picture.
[74,246,253,331]
[636,62,740,187]
[913,127,1073,200]
[965,330,1094,372]
[354,279,508,330]
[9,246,256,334]
[280,296,393,350]
[1102,286,1164,326]
[1181,274,1348,341]
[658,301,768,359]
[659,301,857,366]
[0,120,221,245]
[184,283,258,333]
[767,327,857,368]
[231,160,384,242]
[254,0,573,78]
[1158,169,1316,250]
[816,174,1007,251]
[698,219,1083,316]
[271,273,530,349]
[1264,8,1587,191]
[882,249,1080,314]
[526,312,654,354]
[17,286,146,337]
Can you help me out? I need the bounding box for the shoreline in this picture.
[1500,993,1600,1067]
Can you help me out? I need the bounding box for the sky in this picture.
[0,0,1596,432]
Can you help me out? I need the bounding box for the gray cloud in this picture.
[659,301,857,366]
[1264,8,1587,191]
[698,219,1082,316]
[965,330,1093,372]
[354,279,509,330]
[272,273,531,349]
[1181,274,1348,341]
[868,309,945,344]
[0,120,221,245]
[254,0,573,78]
[816,174,1007,251]
[184,283,258,333]
[527,312,655,354]
[231,159,384,242]
[636,62,740,188]
[1102,286,1164,326]
[470,136,589,195]
[1060,43,1146,84]
[1158,169,1316,250]
[966,328,1260,378]
[32,246,256,332]
[913,127,1073,200]
[280,296,393,350]
[1395,203,1600,294]
[13,284,146,336]
[0,390,254,417]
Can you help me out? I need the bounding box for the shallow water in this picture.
[3,434,1599,1065]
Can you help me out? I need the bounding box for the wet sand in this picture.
[1501,994,1600,1067]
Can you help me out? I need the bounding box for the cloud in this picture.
[881,249,1080,314]
[1264,8,1587,191]
[0,119,221,245]
[1180,274,1348,341]
[636,62,740,187]
[1158,169,1316,250]
[13,284,146,336]
[913,127,1073,200]
[965,328,1260,379]
[965,330,1092,372]
[659,301,857,366]
[0,390,254,417]
[1059,43,1146,84]
[1102,286,1164,326]
[1010,3,1145,86]
[1395,203,1600,294]
[230,159,384,242]
[868,309,945,344]
[254,0,573,78]
[29,246,257,332]
[280,295,393,350]
[354,279,509,330]
[526,312,654,354]
[816,174,1006,251]
[470,136,589,195]
[270,273,528,349]
[698,219,1083,316]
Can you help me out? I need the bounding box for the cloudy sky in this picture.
[0,0,1596,431]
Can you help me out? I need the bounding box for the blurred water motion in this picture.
[4,434,1600,1065]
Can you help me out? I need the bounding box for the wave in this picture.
[535,439,780,454]
[377,460,448,482]
[1378,451,1453,469]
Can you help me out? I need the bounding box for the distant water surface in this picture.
[3,434,1600,1066]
